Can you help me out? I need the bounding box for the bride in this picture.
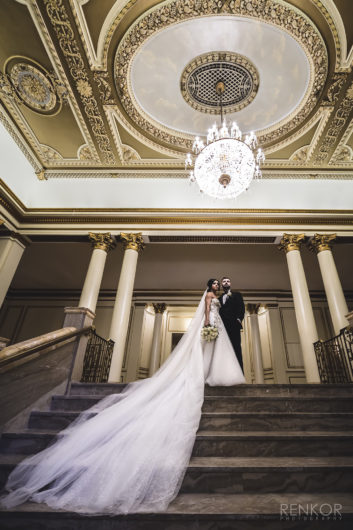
[1,278,245,514]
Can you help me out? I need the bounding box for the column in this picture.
[279,234,320,383]
[149,303,166,376]
[79,232,115,313]
[310,234,349,335]
[0,232,27,308]
[108,233,145,382]
[246,303,264,384]
[265,304,288,384]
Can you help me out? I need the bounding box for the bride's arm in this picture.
[204,293,212,326]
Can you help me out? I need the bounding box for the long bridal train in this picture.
[1,291,244,514]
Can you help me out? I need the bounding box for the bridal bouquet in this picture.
[201,325,219,342]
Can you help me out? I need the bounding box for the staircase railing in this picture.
[81,329,114,383]
[314,328,353,384]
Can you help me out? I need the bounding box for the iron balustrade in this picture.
[314,328,353,384]
[81,329,114,383]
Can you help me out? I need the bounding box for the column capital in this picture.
[153,303,166,314]
[246,303,261,315]
[120,232,145,253]
[89,232,116,252]
[278,233,305,253]
[309,233,336,254]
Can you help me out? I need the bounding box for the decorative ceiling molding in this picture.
[115,0,328,150]
[13,0,100,164]
[68,0,136,70]
[264,106,332,158]
[315,82,353,164]
[40,168,353,180]
[43,0,116,164]
[310,0,352,70]
[104,106,182,160]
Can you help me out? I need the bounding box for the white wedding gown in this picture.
[1,292,244,514]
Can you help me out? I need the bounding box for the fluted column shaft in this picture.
[0,233,27,309]
[149,303,166,376]
[279,234,320,383]
[311,234,349,335]
[108,233,145,382]
[79,233,115,313]
[247,304,264,384]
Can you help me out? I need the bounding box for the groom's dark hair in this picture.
[221,276,231,281]
[207,278,219,292]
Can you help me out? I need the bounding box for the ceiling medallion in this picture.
[180,52,259,115]
[9,63,57,112]
[185,81,265,200]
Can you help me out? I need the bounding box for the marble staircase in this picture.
[1,383,353,529]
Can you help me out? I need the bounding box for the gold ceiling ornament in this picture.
[40,144,62,162]
[76,79,93,98]
[315,82,353,164]
[35,170,47,181]
[78,144,96,161]
[323,73,347,105]
[309,233,337,253]
[278,233,305,253]
[44,0,115,164]
[88,232,116,252]
[120,232,145,252]
[93,72,115,105]
[121,145,140,162]
[246,303,261,315]
[1,59,67,115]
[115,0,328,150]
[152,303,167,314]
[332,145,352,163]
[180,52,259,115]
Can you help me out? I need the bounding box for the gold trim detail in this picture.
[153,303,167,314]
[120,232,145,252]
[315,82,353,163]
[309,233,337,253]
[115,0,328,149]
[44,0,115,164]
[88,232,116,252]
[278,233,305,253]
[246,303,261,315]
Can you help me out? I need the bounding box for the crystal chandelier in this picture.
[185,81,265,200]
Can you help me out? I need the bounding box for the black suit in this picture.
[218,291,245,371]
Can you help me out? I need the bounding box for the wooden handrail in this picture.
[0,326,91,368]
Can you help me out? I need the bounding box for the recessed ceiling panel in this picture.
[130,16,310,135]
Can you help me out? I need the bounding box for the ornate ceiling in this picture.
[0,0,352,232]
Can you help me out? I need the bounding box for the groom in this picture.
[218,277,245,371]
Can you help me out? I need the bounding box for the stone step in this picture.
[182,456,353,494]
[2,454,353,495]
[50,394,353,413]
[2,430,353,457]
[202,396,353,413]
[192,431,353,457]
[0,493,352,529]
[28,409,353,432]
[69,382,353,398]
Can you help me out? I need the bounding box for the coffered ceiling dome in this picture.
[115,1,328,149]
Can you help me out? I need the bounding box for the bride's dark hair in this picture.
[207,278,219,292]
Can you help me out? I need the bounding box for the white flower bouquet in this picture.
[201,325,219,342]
